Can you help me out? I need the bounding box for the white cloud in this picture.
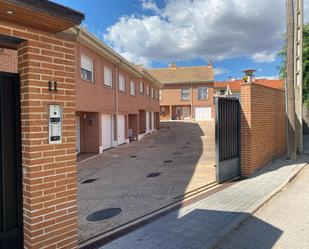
[104,0,307,65]
[140,0,160,14]
[251,51,277,63]
[214,67,229,76]
[256,75,280,80]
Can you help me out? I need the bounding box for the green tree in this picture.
[277,23,309,104]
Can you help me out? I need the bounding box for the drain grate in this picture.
[81,178,97,184]
[182,146,188,149]
[164,160,173,163]
[147,172,161,178]
[87,208,122,221]
[130,155,137,158]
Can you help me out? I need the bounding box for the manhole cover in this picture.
[87,208,122,221]
[81,179,97,184]
[164,160,173,163]
[130,155,137,158]
[173,152,183,155]
[147,172,161,178]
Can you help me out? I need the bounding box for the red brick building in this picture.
[0,1,84,248]
[148,62,215,121]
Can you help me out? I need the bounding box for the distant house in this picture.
[148,62,215,121]
[215,79,285,99]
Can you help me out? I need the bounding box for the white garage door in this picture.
[195,107,212,121]
[151,112,155,131]
[101,114,112,150]
[117,115,125,145]
[146,112,150,133]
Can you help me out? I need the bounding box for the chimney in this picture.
[170,62,177,69]
[242,69,257,83]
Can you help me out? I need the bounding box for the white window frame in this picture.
[104,66,113,87]
[81,54,94,82]
[118,74,126,92]
[197,87,208,100]
[181,87,190,100]
[130,80,136,96]
[140,81,144,94]
[151,87,154,98]
[155,90,159,99]
[146,85,150,96]
[159,90,162,100]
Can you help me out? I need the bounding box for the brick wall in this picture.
[0,48,17,72]
[241,83,286,176]
[0,20,78,248]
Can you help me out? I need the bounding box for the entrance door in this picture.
[0,72,23,248]
[117,115,125,145]
[195,107,212,121]
[215,97,240,183]
[101,114,112,150]
[182,106,191,120]
[76,116,81,153]
[146,112,150,133]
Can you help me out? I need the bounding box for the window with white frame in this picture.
[197,87,208,100]
[104,67,113,87]
[151,87,154,98]
[181,88,190,100]
[159,90,162,100]
[155,90,159,99]
[81,55,94,82]
[139,81,144,94]
[130,80,135,96]
[119,74,125,92]
[146,85,150,96]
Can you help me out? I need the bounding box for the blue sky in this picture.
[52,0,308,81]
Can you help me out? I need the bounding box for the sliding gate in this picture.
[0,72,23,248]
[215,97,240,183]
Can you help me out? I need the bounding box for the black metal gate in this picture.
[215,97,240,183]
[0,72,23,249]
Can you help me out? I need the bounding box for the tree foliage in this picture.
[277,23,309,104]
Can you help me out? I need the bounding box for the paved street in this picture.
[216,164,309,249]
[99,157,307,249]
[78,121,216,242]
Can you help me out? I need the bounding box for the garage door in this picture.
[195,107,212,121]
[117,115,125,145]
[101,114,112,150]
[146,112,150,133]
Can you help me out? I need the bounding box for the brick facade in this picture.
[0,20,78,248]
[241,83,286,176]
[0,48,17,73]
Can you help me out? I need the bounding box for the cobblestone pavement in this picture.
[100,156,308,249]
[78,121,216,242]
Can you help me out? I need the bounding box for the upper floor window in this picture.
[130,80,135,96]
[151,87,154,98]
[197,87,208,100]
[81,55,93,82]
[219,89,226,95]
[104,67,113,87]
[146,85,150,96]
[181,88,190,100]
[159,90,162,100]
[155,90,159,99]
[119,74,125,92]
[140,81,144,94]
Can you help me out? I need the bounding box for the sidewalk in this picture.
[217,164,309,249]
[99,156,308,249]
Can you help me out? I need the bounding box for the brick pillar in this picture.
[240,84,252,177]
[17,35,78,248]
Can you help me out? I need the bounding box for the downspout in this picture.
[115,63,119,146]
[191,83,193,120]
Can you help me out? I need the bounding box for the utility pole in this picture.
[294,0,303,154]
[286,0,297,160]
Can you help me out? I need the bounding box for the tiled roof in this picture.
[214,81,228,88]
[215,79,284,92]
[147,65,214,84]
